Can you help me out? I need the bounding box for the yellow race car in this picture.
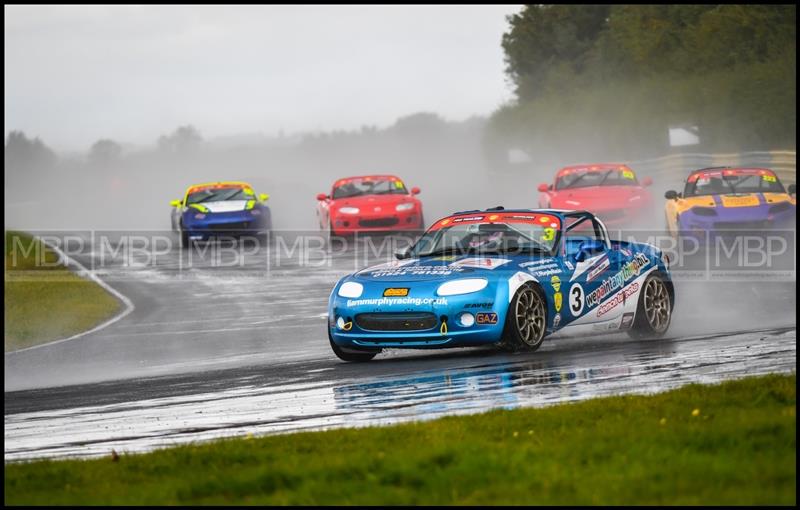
[664,167,795,243]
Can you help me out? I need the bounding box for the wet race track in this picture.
[4,233,797,461]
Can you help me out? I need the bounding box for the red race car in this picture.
[537,164,654,228]
[316,174,424,236]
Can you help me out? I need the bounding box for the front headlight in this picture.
[437,278,488,296]
[396,203,415,212]
[338,281,364,298]
[339,207,360,215]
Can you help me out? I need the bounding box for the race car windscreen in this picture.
[555,167,638,190]
[332,178,407,199]
[684,170,785,197]
[186,187,253,204]
[411,213,561,258]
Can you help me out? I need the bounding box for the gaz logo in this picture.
[569,283,584,316]
[383,288,409,297]
[476,312,498,324]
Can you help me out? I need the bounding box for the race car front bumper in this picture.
[328,280,508,349]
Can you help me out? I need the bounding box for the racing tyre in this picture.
[628,272,672,339]
[329,330,380,362]
[499,283,547,352]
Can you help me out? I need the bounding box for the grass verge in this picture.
[4,230,121,351]
[4,373,795,505]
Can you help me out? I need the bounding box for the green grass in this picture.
[4,230,121,351]
[4,373,795,505]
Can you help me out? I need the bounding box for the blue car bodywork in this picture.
[328,209,674,358]
[170,181,272,243]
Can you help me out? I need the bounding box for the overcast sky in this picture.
[4,5,522,151]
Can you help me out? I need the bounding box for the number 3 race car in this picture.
[170,181,272,247]
[327,208,675,361]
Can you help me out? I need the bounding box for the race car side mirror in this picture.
[537,183,549,193]
[259,193,269,202]
[664,190,679,200]
[642,177,653,187]
[169,199,182,207]
[395,247,412,260]
[411,187,421,195]
[316,193,328,201]
[789,184,796,195]
[575,239,605,262]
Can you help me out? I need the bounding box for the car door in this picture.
[560,215,620,327]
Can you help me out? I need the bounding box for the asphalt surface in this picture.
[4,232,797,461]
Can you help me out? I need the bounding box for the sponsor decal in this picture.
[453,216,485,223]
[551,275,563,313]
[569,283,585,316]
[553,313,561,328]
[596,282,640,317]
[586,257,610,282]
[520,258,556,267]
[430,212,562,231]
[564,260,574,270]
[523,262,559,275]
[450,257,512,270]
[720,195,759,208]
[531,267,560,277]
[187,182,249,194]
[585,253,650,308]
[464,302,494,309]
[346,296,448,307]
[430,255,457,261]
[383,288,409,297]
[369,266,465,277]
[620,312,635,329]
[476,312,498,324]
[620,248,632,257]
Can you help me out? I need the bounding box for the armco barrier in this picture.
[624,150,796,189]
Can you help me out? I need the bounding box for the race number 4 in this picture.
[569,283,584,316]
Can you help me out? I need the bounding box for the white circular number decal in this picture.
[569,283,584,316]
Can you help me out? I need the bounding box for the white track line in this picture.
[6,238,135,355]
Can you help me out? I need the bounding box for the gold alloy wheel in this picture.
[514,286,546,346]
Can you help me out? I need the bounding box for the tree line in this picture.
[487,4,796,167]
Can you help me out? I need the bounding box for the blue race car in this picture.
[327,208,675,361]
[170,181,272,247]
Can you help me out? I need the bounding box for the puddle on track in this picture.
[5,327,795,462]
